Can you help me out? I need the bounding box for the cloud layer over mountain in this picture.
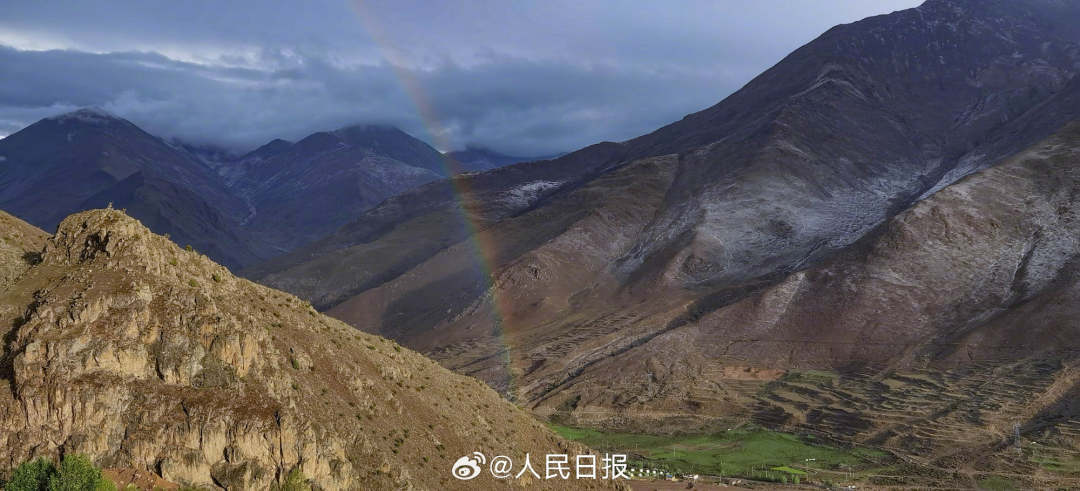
[0,0,918,154]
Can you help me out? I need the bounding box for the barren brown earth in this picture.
[0,208,622,490]
[0,210,49,288]
[330,124,1080,488]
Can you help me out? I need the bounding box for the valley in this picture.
[247,1,1080,488]
[2,0,1080,488]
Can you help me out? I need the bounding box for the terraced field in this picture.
[549,423,892,486]
[746,359,1080,488]
[549,357,1079,488]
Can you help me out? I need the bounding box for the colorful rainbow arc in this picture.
[349,0,518,397]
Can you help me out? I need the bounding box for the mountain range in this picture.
[0,110,535,269]
[249,0,1080,482]
[447,146,562,172]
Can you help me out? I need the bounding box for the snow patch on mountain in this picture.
[500,180,564,207]
[48,108,119,125]
[357,155,441,185]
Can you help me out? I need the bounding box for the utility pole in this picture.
[1014,423,1022,456]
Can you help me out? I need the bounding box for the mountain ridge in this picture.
[0,111,520,268]
[259,0,1080,314]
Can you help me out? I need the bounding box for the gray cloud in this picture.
[0,0,921,155]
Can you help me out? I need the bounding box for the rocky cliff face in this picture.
[0,209,615,490]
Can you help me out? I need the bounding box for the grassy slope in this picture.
[550,424,887,479]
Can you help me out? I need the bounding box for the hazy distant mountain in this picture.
[0,108,260,268]
[226,124,446,254]
[0,113,455,266]
[446,145,558,172]
[172,140,242,171]
[252,0,1080,480]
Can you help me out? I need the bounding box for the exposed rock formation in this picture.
[0,209,615,490]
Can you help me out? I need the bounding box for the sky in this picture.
[0,0,922,155]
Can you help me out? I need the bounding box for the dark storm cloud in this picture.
[0,0,921,155]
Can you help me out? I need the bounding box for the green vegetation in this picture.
[1031,454,1080,473]
[770,465,807,475]
[271,468,310,491]
[976,475,1018,491]
[781,369,838,386]
[549,423,887,480]
[2,454,116,491]
[5,458,55,491]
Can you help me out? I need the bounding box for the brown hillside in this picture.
[0,210,48,288]
[0,208,618,490]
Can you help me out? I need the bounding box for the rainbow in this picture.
[349,0,518,397]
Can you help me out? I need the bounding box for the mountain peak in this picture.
[334,122,401,133]
[331,123,410,144]
[240,137,293,160]
[45,107,126,126]
[45,208,160,267]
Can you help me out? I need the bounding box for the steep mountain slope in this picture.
[227,125,445,254]
[538,123,1080,487]
[0,109,260,269]
[258,0,1080,346]
[612,0,1080,289]
[331,123,1080,485]
[0,209,616,490]
[246,141,629,307]
[536,123,1080,438]
[249,2,1080,479]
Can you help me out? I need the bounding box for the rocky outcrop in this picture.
[0,209,616,490]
